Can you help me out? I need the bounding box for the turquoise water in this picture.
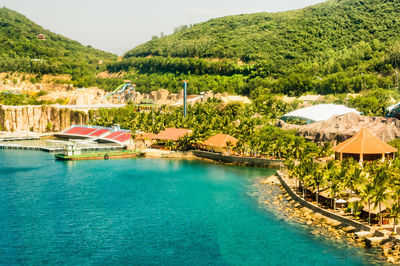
[0,150,385,265]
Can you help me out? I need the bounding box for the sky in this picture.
[0,0,326,55]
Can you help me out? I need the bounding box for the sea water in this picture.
[0,150,386,265]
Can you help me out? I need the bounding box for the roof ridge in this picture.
[360,128,365,155]
[336,130,360,153]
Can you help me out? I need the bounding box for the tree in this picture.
[360,182,374,226]
[370,163,391,226]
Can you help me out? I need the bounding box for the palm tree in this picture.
[311,163,325,204]
[285,159,298,189]
[390,203,400,233]
[346,162,364,198]
[370,164,391,226]
[360,182,374,226]
[326,161,341,210]
[371,184,390,226]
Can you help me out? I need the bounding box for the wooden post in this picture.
[340,152,343,161]
[360,153,363,163]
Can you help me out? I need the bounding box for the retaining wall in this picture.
[276,170,371,231]
[193,150,282,168]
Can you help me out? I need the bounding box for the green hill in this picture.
[126,0,400,62]
[109,0,400,96]
[0,7,119,89]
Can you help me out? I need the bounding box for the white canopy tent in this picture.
[281,104,361,123]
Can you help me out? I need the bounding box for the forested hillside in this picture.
[108,0,400,96]
[0,7,119,89]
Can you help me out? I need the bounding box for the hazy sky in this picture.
[0,0,326,55]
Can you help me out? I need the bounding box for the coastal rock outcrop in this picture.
[0,105,89,132]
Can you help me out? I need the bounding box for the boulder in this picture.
[278,112,400,143]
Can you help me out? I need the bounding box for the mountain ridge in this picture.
[107,0,400,96]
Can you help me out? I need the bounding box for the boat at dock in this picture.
[55,150,144,160]
[54,143,143,160]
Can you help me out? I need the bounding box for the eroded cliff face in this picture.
[0,105,89,132]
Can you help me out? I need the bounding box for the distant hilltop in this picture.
[111,0,400,96]
[125,0,400,63]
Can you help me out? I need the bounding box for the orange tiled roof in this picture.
[202,134,238,148]
[152,128,191,141]
[135,133,155,140]
[332,128,397,154]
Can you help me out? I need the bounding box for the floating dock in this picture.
[54,150,144,161]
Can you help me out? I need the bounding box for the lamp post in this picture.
[182,80,188,117]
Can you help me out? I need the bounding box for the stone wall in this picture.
[193,150,282,168]
[276,170,371,231]
[0,105,89,133]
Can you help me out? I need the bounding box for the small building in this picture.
[150,128,192,150]
[37,34,46,40]
[200,134,238,155]
[135,99,159,111]
[298,94,324,104]
[134,133,156,149]
[152,128,192,142]
[332,128,397,162]
[63,144,81,156]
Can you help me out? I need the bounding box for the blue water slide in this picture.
[104,83,132,100]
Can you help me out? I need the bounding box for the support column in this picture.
[360,153,363,163]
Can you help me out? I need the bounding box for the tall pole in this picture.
[183,80,188,117]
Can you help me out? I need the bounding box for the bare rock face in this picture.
[168,93,178,101]
[0,105,89,132]
[278,113,400,143]
[156,89,169,102]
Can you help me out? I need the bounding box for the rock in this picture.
[365,236,387,247]
[387,256,397,264]
[355,231,374,239]
[0,105,89,132]
[277,112,400,143]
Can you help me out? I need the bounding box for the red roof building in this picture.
[201,134,238,154]
[152,128,192,141]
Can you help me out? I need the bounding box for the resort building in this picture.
[152,128,192,141]
[332,128,397,162]
[281,104,360,124]
[150,128,192,149]
[199,134,238,155]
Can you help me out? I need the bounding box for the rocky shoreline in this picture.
[253,176,388,264]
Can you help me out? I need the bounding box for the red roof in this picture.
[202,134,238,148]
[152,128,191,141]
[332,128,397,154]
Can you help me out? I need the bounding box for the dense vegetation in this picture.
[108,0,400,96]
[91,100,322,158]
[0,7,120,89]
[0,90,64,105]
[287,156,400,226]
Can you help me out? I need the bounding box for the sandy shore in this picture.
[143,149,198,159]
